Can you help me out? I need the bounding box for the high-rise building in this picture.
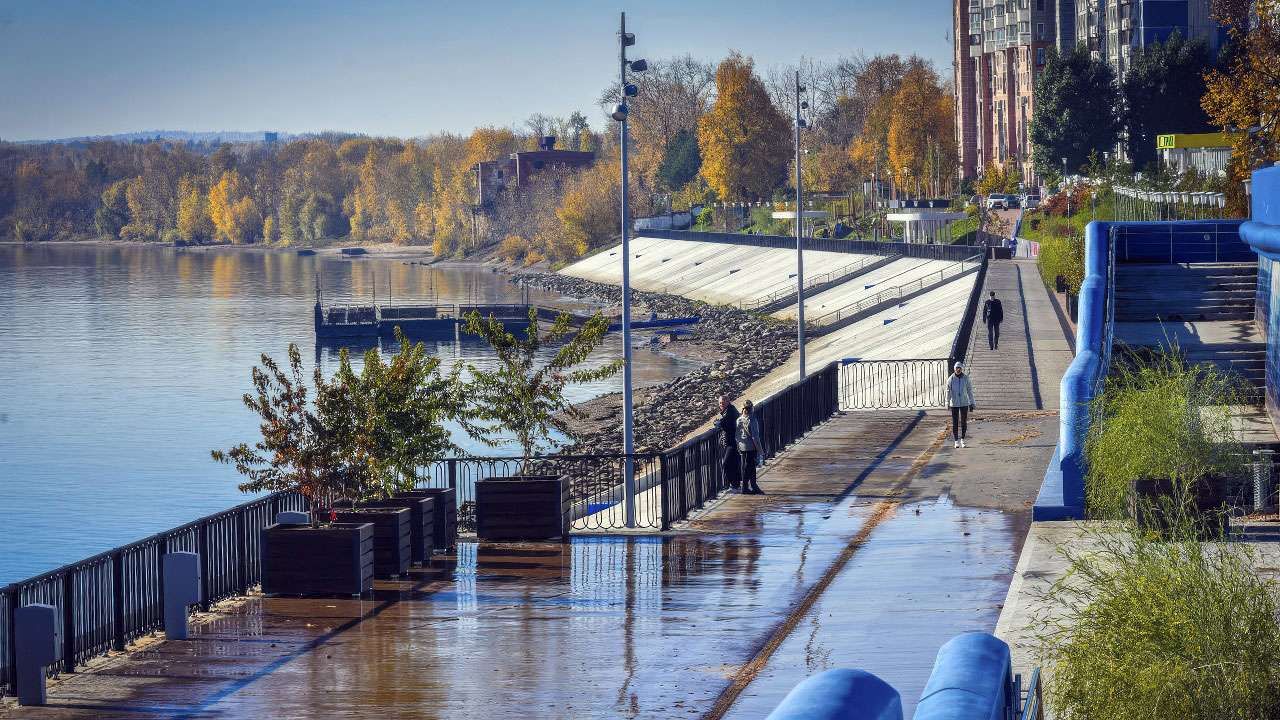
[1077,0,1224,78]
[954,0,1059,184]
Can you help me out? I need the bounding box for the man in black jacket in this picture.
[982,291,1004,350]
[717,395,742,490]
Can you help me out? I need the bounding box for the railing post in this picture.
[61,571,75,674]
[447,458,458,489]
[111,551,125,651]
[197,523,210,613]
[659,454,671,530]
[6,586,19,694]
[236,511,249,597]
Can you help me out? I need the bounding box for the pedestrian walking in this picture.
[982,290,1004,350]
[717,394,742,490]
[736,400,764,495]
[946,362,976,448]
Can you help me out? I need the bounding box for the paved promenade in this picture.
[964,259,1073,411]
[1,407,1054,719]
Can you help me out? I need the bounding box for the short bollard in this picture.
[163,551,202,641]
[914,632,1012,720]
[15,603,58,706]
[766,668,903,720]
[276,510,309,525]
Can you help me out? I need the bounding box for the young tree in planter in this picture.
[211,344,342,524]
[462,309,621,457]
[324,328,465,503]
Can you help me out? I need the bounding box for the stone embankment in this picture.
[520,272,798,454]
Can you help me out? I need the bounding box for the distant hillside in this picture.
[17,130,294,145]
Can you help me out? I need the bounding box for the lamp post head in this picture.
[611,103,629,122]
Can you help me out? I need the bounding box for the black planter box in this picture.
[475,475,569,541]
[260,522,374,597]
[1129,476,1233,539]
[352,496,435,564]
[394,489,458,550]
[332,508,412,578]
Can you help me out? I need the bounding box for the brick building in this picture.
[474,136,594,208]
[954,0,1059,185]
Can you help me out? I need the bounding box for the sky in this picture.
[0,0,953,142]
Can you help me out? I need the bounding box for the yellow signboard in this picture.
[1156,132,1242,150]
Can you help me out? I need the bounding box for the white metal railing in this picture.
[810,254,983,327]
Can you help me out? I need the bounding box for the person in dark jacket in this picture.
[718,394,742,490]
[736,400,764,494]
[982,291,1004,350]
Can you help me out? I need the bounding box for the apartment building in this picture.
[1076,0,1224,77]
[954,0,1059,183]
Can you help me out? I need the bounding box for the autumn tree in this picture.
[208,170,262,244]
[887,64,957,196]
[176,175,213,243]
[698,52,791,201]
[94,180,130,239]
[1203,0,1280,215]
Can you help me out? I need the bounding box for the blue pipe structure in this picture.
[912,632,1012,720]
[765,668,903,720]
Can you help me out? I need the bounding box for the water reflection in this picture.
[0,244,699,583]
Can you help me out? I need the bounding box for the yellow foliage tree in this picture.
[262,215,279,244]
[697,52,791,201]
[208,170,261,244]
[176,175,212,243]
[886,64,956,196]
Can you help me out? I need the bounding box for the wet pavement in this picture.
[2,410,1052,719]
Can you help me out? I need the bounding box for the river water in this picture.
[0,244,696,584]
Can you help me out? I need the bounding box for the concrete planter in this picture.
[260,523,374,597]
[332,508,412,578]
[475,475,569,541]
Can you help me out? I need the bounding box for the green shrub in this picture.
[1084,350,1246,519]
[1040,527,1280,720]
[1036,232,1085,293]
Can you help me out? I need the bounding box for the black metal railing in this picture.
[638,228,986,262]
[1113,220,1250,264]
[415,362,842,533]
[0,363,847,697]
[0,491,306,697]
[951,256,990,366]
[838,358,950,409]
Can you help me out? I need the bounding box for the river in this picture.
[0,243,697,584]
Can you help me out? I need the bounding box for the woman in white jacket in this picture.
[946,362,976,448]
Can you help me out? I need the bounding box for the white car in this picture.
[985,194,1009,210]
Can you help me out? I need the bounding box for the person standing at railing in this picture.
[736,400,764,495]
[718,395,742,491]
[946,363,977,448]
[982,291,1004,350]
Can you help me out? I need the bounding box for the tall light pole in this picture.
[612,12,646,528]
[793,70,807,379]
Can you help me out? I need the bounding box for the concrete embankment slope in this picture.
[560,235,871,307]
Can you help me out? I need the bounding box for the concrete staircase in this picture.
[1113,262,1264,394]
[1115,263,1256,322]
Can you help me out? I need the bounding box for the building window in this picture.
[970,12,982,26]
[1036,22,1045,39]
[1036,0,1044,8]
[1020,21,1030,33]
[1036,47,1046,65]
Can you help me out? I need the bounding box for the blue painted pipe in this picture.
[913,632,1011,720]
[766,668,903,720]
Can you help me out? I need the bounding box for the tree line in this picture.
[1,50,958,263]
[1028,0,1279,215]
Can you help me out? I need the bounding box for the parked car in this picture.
[1007,195,1021,209]
[1022,194,1041,209]
[985,194,1009,210]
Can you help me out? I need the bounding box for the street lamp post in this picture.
[613,12,646,529]
[1061,157,1070,219]
[793,70,807,379]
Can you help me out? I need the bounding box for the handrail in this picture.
[738,254,890,311]
[809,254,983,327]
[839,358,950,409]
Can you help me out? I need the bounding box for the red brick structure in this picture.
[475,136,594,207]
